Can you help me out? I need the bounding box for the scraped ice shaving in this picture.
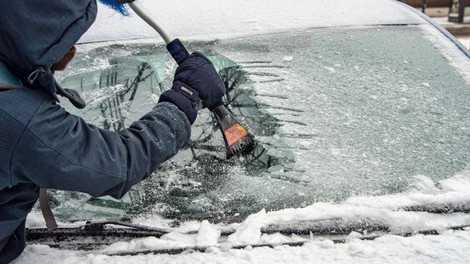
[408,174,440,193]
[260,233,305,245]
[150,93,160,104]
[101,220,220,254]
[160,231,196,244]
[196,220,221,246]
[282,56,294,62]
[227,209,267,245]
[102,236,188,254]
[324,66,336,73]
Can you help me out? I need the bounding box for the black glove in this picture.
[159,52,226,124]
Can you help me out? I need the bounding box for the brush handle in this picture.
[166,39,190,66]
[128,1,172,43]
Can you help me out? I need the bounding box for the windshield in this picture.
[51,25,470,222]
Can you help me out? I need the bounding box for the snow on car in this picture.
[20,0,470,263]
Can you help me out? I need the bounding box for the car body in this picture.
[28,0,470,257]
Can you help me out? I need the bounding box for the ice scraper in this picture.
[105,0,255,159]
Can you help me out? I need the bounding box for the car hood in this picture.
[81,0,425,44]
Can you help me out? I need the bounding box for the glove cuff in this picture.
[172,81,203,109]
[159,90,197,124]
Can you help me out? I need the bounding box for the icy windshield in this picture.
[53,25,470,222]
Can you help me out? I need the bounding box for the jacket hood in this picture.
[0,0,97,107]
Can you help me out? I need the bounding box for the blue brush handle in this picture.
[166,39,190,65]
[166,39,234,125]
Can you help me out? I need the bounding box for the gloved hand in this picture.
[159,52,226,124]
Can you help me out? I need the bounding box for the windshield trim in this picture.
[395,0,470,58]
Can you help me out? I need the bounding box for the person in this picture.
[0,0,226,262]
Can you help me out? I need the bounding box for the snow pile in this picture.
[196,220,220,246]
[103,237,187,254]
[17,229,470,263]
[24,199,470,264]
[106,172,470,250]
[215,174,470,248]
[22,172,470,263]
[227,209,268,245]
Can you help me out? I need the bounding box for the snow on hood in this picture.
[81,0,425,44]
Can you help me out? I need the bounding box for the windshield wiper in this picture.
[402,202,470,214]
[26,221,170,250]
[27,210,470,255]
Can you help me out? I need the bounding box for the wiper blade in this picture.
[262,218,389,236]
[107,241,308,256]
[26,202,470,253]
[106,224,470,256]
[26,221,171,250]
[402,202,470,214]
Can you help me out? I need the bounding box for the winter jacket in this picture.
[0,0,191,262]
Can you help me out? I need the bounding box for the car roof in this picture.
[81,0,426,44]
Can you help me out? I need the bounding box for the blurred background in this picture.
[400,0,470,48]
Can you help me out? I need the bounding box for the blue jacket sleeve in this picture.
[11,95,191,199]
